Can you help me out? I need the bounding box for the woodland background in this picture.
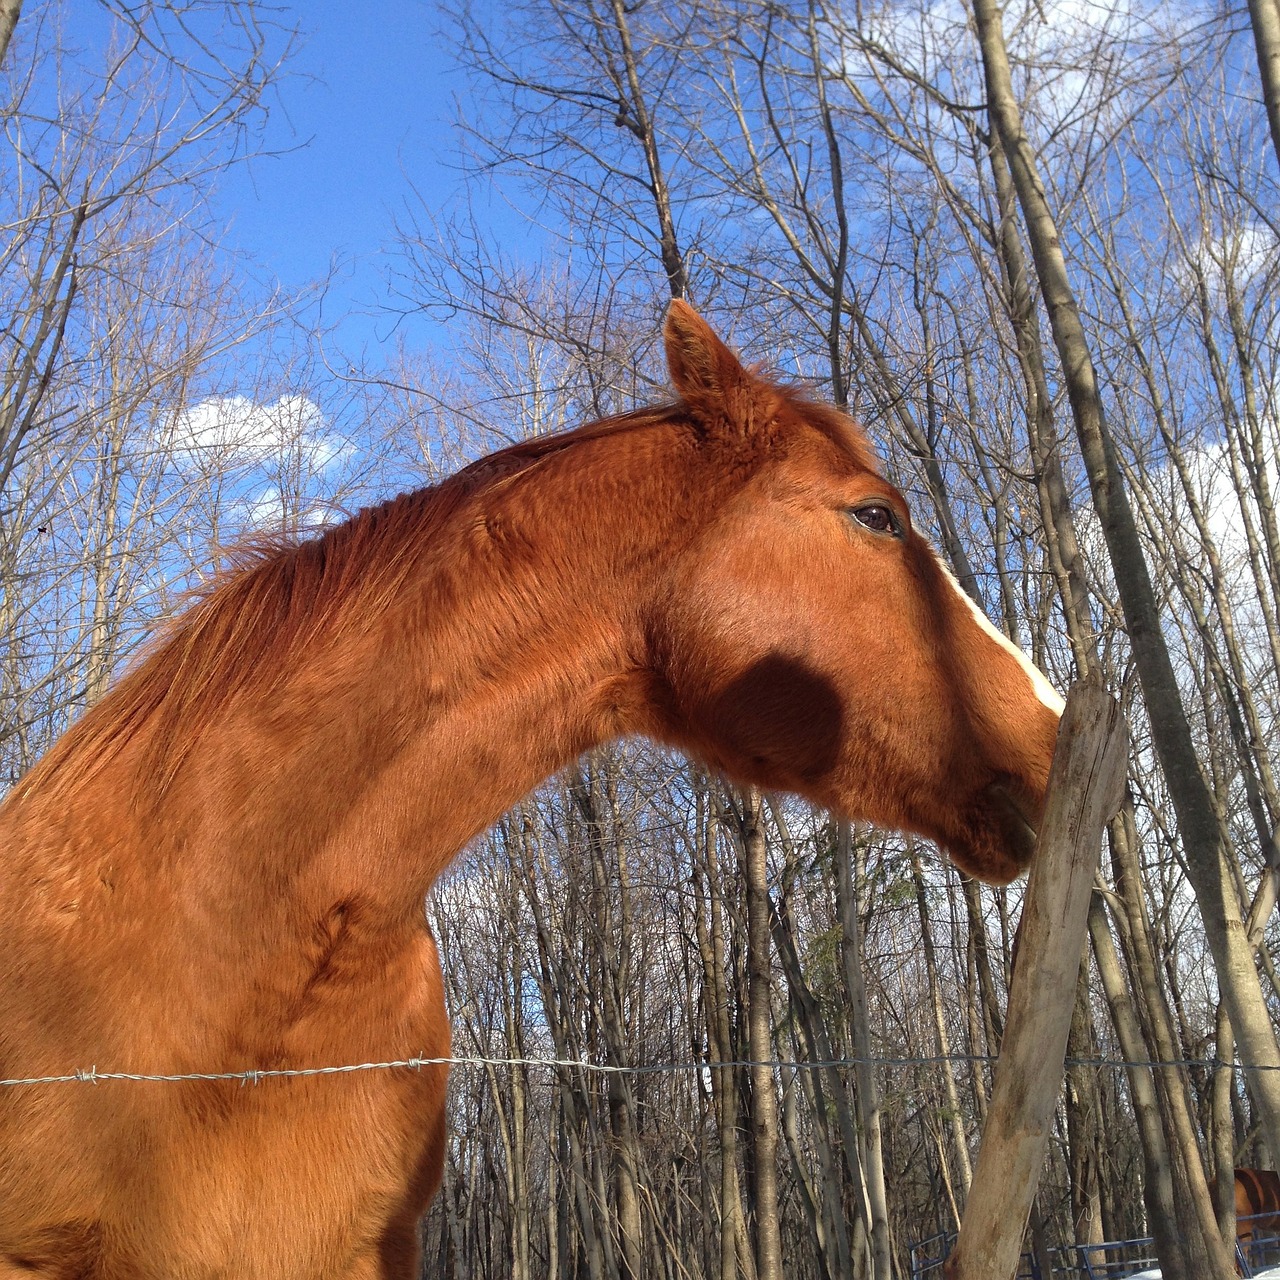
[2,1,1279,1277]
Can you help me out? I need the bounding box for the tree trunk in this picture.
[1087,896,1185,1272]
[1064,976,1105,1265]
[0,0,20,71]
[768,804,872,1275]
[692,783,754,1280]
[572,764,645,1280]
[911,848,973,1195]
[1107,805,1235,1278]
[946,675,1127,1280]
[837,821,893,1280]
[515,817,610,1280]
[605,0,686,300]
[740,787,783,1280]
[1212,1003,1237,1245]
[1246,0,1280,173]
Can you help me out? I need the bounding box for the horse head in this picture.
[646,300,1063,883]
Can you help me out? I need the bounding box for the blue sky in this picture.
[210,0,468,358]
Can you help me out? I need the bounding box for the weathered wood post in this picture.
[945,673,1128,1280]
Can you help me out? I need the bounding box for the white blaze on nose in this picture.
[936,556,1067,716]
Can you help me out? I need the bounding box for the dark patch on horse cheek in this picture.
[706,654,845,784]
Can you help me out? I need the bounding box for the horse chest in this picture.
[2,1044,449,1280]
[0,915,450,1280]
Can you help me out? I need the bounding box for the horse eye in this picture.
[851,504,897,536]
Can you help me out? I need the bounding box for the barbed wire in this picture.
[3,1049,1277,1090]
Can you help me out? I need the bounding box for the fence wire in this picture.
[3,1050,1277,1090]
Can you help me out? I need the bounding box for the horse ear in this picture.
[663,300,763,434]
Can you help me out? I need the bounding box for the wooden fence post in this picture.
[945,674,1128,1280]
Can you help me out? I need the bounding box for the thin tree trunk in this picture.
[547,1110,561,1280]
[985,130,1096,673]
[1087,896,1184,1271]
[604,0,686,300]
[572,764,644,1280]
[837,821,892,1280]
[740,787,783,1280]
[1212,1003,1237,1244]
[769,832,870,1275]
[440,1141,465,1280]
[911,848,973,1195]
[516,817,610,1280]
[1104,807,1230,1280]
[779,1057,854,1280]
[692,784,754,1280]
[1065,975,1104,1263]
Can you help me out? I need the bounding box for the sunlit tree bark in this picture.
[1247,0,1280,171]
[0,0,19,68]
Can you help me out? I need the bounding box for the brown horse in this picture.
[0,302,1062,1279]
[1236,1167,1280,1244]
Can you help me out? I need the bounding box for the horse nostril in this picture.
[985,781,1040,867]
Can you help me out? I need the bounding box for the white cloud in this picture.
[159,393,351,537]
[240,484,334,532]
[1181,218,1279,306]
[1170,439,1277,597]
[244,484,284,528]
[165,394,342,471]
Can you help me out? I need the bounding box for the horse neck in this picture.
[156,444,680,920]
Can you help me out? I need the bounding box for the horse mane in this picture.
[9,380,877,812]
[11,406,685,809]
